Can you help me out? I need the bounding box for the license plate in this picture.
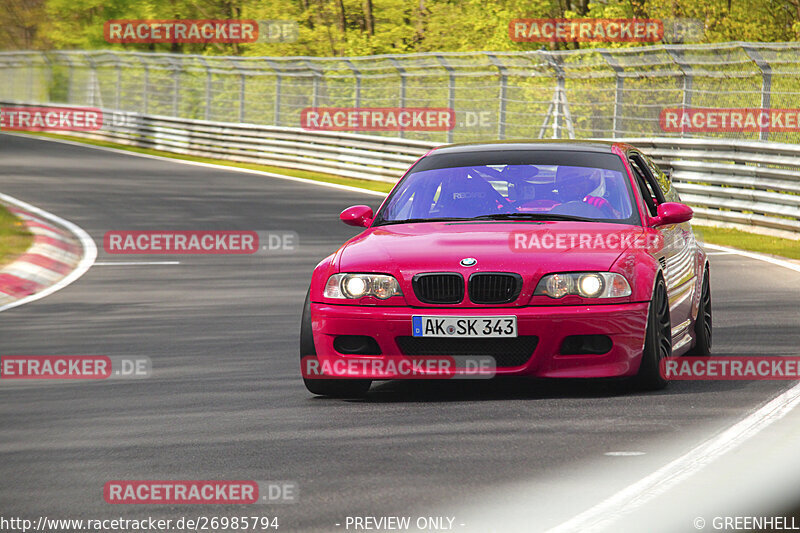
[412,316,517,338]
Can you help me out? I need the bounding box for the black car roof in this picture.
[429,139,621,155]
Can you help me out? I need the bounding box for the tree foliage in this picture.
[1,0,799,54]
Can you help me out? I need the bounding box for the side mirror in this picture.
[340,205,374,228]
[652,202,693,226]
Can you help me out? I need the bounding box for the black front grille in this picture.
[468,273,522,304]
[396,336,538,367]
[413,273,464,304]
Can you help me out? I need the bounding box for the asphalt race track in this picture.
[1,133,799,532]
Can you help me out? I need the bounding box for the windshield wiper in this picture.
[376,217,473,226]
[472,213,595,222]
[376,213,596,226]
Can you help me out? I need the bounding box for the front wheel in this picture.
[300,291,371,398]
[687,267,712,356]
[632,277,672,391]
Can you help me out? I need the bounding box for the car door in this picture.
[628,151,697,345]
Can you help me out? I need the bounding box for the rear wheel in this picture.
[633,277,672,391]
[300,291,371,398]
[687,267,712,356]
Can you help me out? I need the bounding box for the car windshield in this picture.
[377,163,637,225]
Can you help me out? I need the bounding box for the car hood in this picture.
[338,221,642,277]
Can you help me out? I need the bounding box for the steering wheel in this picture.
[584,196,617,219]
[550,201,606,219]
[516,199,561,212]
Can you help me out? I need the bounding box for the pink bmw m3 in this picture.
[301,141,711,397]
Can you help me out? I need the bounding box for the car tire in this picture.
[633,276,672,391]
[687,266,712,356]
[300,291,372,398]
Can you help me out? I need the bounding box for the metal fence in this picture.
[3,100,795,238]
[2,42,800,143]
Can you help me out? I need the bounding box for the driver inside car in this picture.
[553,166,618,218]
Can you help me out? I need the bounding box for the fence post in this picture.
[230,58,246,123]
[535,52,553,139]
[265,59,281,127]
[87,53,101,107]
[743,44,772,142]
[304,60,320,108]
[114,53,122,110]
[561,81,575,139]
[41,52,53,103]
[486,53,508,139]
[141,58,149,115]
[388,57,406,138]
[665,47,693,139]
[66,54,74,104]
[435,54,455,144]
[171,58,180,117]
[199,57,211,121]
[543,53,573,139]
[344,59,361,108]
[600,51,624,138]
[24,53,34,103]
[313,71,319,108]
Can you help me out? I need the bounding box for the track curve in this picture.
[1,133,799,531]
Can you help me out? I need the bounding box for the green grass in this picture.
[20,133,800,261]
[695,225,800,260]
[0,203,33,266]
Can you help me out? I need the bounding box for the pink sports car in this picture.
[301,141,711,397]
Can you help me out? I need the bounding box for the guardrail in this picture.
[68,111,429,183]
[2,102,798,238]
[623,138,800,238]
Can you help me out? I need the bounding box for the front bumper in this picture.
[309,302,649,379]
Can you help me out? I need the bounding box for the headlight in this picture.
[324,274,403,300]
[344,276,368,298]
[534,272,631,299]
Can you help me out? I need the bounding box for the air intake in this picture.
[396,336,538,367]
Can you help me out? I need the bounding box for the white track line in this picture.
[2,133,389,198]
[704,243,800,274]
[0,193,97,313]
[547,384,800,532]
[94,261,181,265]
[546,244,800,533]
[0,132,385,313]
